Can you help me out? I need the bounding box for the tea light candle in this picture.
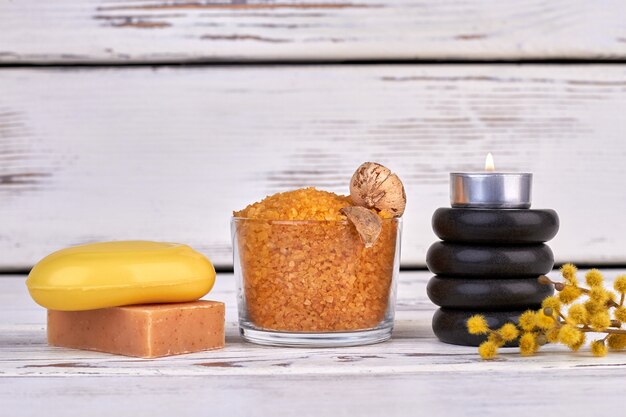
[450,153,532,209]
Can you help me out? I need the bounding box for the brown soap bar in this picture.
[48,300,224,358]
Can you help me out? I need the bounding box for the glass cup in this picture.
[232,217,401,347]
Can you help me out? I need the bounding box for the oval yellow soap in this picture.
[26,241,216,311]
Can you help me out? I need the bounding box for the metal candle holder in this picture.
[450,172,532,209]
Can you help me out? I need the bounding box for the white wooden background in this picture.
[1,66,626,268]
[1,1,626,269]
[4,269,626,416]
[1,0,626,62]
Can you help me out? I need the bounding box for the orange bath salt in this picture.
[48,301,224,358]
[234,187,351,221]
[233,187,398,332]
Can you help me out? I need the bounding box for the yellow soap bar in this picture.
[26,241,216,311]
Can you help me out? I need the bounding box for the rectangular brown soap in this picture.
[48,300,224,358]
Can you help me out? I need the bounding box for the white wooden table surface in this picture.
[3,269,626,416]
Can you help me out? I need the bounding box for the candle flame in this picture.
[485,153,495,172]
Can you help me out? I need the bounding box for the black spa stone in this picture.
[432,308,530,347]
[427,275,554,309]
[432,208,559,244]
[426,242,554,277]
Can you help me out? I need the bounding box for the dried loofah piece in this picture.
[350,162,406,217]
[340,206,382,248]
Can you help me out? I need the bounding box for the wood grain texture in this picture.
[1,0,625,63]
[1,65,626,268]
[3,270,626,417]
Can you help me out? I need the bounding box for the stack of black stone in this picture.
[426,208,560,346]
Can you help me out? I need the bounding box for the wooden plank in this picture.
[3,270,626,417]
[3,372,626,417]
[1,0,625,63]
[1,65,626,268]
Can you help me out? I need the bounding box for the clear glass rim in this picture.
[231,216,402,225]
